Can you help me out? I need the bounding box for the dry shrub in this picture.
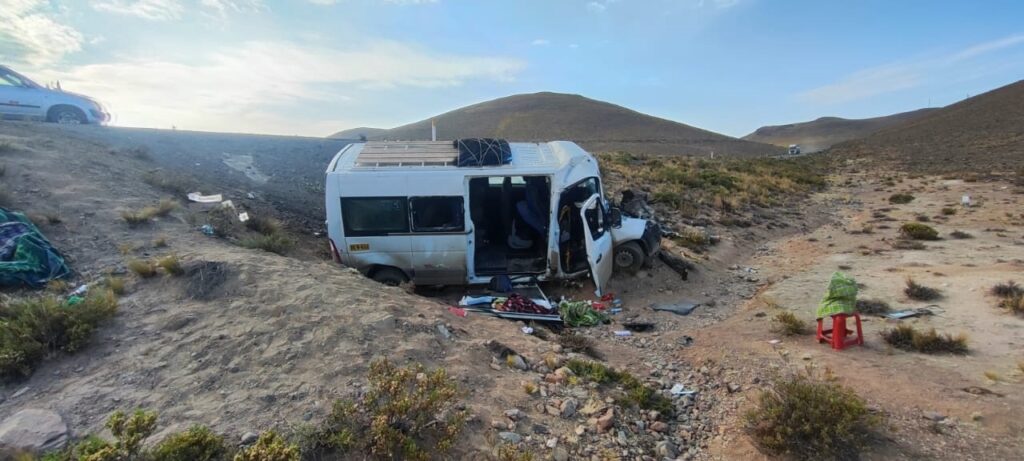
[990,281,1023,298]
[245,215,283,236]
[0,290,118,379]
[772,311,807,336]
[855,299,890,315]
[881,324,968,354]
[152,235,169,247]
[891,239,926,250]
[142,169,198,196]
[941,207,957,216]
[105,276,126,295]
[240,233,294,255]
[998,294,1024,315]
[128,259,157,278]
[745,373,876,459]
[156,254,184,276]
[948,230,973,239]
[904,278,941,301]
[121,209,152,227]
[888,193,914,204]
[557,332,602,359]
[306,358,466,461]
[184,261,229,300]
[899,222,939,240]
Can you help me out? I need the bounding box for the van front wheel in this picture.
[613,242,645,274]
[371,267,408,286]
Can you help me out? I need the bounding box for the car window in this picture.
[410,196,464,232]
[341,197,409,236]
[0,73,20,87]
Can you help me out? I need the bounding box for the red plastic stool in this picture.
[816,313,863,350]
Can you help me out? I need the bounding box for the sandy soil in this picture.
[688,175,1024,460]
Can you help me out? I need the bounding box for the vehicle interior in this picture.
[557,177,602,274]
[469,175,551,275]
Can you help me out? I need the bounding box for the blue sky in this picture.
[2,0,1022,137]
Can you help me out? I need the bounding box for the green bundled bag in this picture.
[0,208,70,288]
[817,272,858,319]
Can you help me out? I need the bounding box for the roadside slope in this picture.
[743,108,938,153]
[830,79,1024,173]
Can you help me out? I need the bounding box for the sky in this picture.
[1,0,1023,138]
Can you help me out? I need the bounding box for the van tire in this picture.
[613,241,645,274]
[371,267,408,286]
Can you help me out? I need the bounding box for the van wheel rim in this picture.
[57,112,81,124]
[614,250,634,268]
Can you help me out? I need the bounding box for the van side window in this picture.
[410,196,464,232]
[341,197,408,236]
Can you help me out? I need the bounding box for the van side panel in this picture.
[336,173,412,276]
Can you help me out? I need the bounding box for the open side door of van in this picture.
[580,194,614,296]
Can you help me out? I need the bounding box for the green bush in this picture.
[234,432,298,461]
[52,410,159,461]
[745,374,875,459]
[152,425,229,461]
[881,324,967,354]
[0,290,118,379]
[899,222,939,240]
[565,359,672,414]
[888,193,914,204]
[308,358,466,461]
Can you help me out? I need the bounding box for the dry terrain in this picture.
[743,108,938,153]
[331,92,783,157]
[831,79,1024,174]
[1,121,1022,460]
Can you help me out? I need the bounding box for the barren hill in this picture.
[830,79,1024,173]
[331,92,782,157]
[743,108,938,153]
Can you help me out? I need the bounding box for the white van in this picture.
[324,140,660,295]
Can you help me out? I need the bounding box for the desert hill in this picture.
[743,108,938,153]
[830,79,1024,173]
[331,92,782,157]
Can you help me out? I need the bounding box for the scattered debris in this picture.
[651,301,699,316]
[187,192,224,203]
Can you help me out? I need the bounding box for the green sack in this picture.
[817,272,858,319]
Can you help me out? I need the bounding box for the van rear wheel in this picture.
[371,267,408,286]
[613,242,645,274]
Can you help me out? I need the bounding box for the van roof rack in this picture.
[355,141,459,167]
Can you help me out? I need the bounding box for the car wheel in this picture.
[371,267,408,287]
[51,106,86,125]
[613,241,645,274]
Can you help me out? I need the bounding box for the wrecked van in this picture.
[324,139,660,295]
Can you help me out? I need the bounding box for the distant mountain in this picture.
[332,127,388,140]
[743,108,939,153]
[829,79,1024,173]
[330,92,781,157]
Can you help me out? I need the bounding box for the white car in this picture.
[0,65,109,125]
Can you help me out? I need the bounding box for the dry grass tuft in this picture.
[948,230,973,239]
[941,207,957,215]
[990,281,1023,298]
[888,193,915,204]
[881,324,967,354]
[772,311,807,336]
[156,254,184,276]
[855,299,891,315]
[105,276,126,295]
[904,278,941,301]
[127,259,158,278]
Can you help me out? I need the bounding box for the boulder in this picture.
[0,409,68,452]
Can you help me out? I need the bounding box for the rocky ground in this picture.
[1,122,1022,460]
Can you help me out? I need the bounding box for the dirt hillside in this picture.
[330,92,783,157]
[743,108,938,153]
[830,79,1024,174]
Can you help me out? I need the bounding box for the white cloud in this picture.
[586,1,607,13]
[800,34,1024,104]
[0,0,84,66]
[36,40,524,135]
[531,38,550,46]
[309,0,438,4]
[568,43,579,49]
[200,0,268,17]
[90,0,185,21]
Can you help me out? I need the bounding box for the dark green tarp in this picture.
[0,208,70,287]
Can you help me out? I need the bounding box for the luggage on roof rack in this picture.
[455,138,512,167]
